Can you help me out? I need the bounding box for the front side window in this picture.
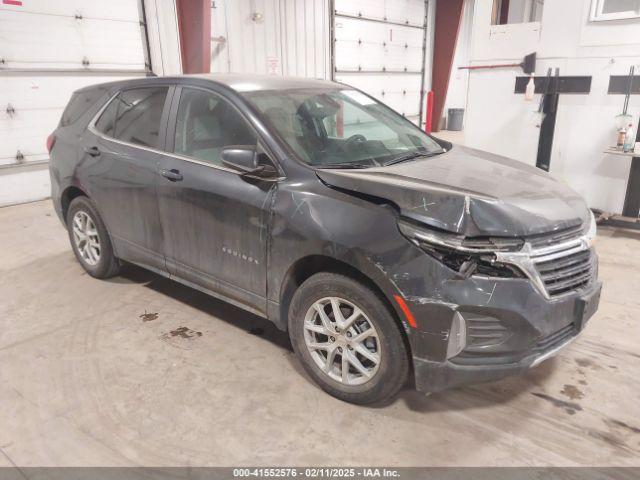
[94,87,168,149]
[173,88,257,166]
[244,88,444,168]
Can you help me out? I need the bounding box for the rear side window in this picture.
[60,90,103,127]
[94,87,168,149]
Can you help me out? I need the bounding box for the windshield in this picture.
[243,88,444,168]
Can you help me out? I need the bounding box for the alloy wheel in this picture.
[303,297,381,385]
[72,211,101,266]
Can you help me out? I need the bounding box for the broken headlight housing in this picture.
[398,220,525,278]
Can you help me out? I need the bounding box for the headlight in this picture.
[398,220,525,278]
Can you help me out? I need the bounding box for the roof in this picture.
[187,73,340,92]
[74,73,343,95]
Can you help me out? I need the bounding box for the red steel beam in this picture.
[176,0,211,74]
[499,0,510,25]
[431,0,464,132]
[425,90,434,133]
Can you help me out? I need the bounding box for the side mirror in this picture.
[221,146,278,178]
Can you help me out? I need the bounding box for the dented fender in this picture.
[266,175,413,329]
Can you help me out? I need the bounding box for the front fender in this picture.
[267,179,421,330]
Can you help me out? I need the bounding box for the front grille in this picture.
[534,248,594,297]
[527,225,584,249]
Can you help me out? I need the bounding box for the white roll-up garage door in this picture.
[0,0,151,206]
[332,0,429,127]
[210,0,331,79]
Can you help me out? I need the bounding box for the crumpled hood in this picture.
[316,145,590,237]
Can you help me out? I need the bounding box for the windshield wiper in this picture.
[384,150,445,166]
[316,162,371,169]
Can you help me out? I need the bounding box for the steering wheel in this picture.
[344,134,367,149]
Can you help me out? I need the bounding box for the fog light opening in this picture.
[446,312,467,359]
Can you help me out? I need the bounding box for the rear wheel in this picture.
[288,273,409,404]
[66,196,120,279]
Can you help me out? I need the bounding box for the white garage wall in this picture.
[1,0,434,206]
[0,166,51,207]
[210,0,435,129]
[144,0,182,76]
[210,0,331,79]
[462,0,640,214]
[0,0,181,207]
[333,0,430,127]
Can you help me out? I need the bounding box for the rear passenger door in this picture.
[85,86,171,270]
[155,86,277,315]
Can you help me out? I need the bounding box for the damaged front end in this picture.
[316,152,601,392]
[398,219,525,280]
[391,214,601,393]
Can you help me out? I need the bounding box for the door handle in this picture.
[84,146,101,157]
[160,168,183,182]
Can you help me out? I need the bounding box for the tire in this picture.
[66,196,120,279]
[288,272,409,404]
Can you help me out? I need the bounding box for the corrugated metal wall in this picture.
[211,0,330,79]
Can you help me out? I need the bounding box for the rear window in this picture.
[94,87,168,149]
[60,90,103,127]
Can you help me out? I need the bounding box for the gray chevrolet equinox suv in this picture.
[49,74,601,404]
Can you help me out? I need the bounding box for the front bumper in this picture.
[411,280,602,393]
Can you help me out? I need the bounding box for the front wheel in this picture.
[288,273,409,404]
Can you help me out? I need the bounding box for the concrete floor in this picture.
[0,200,639,467]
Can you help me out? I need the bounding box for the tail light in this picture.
[46,133,56,153]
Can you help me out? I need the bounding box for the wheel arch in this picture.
[60,185,89,223]
[277,254,411,356]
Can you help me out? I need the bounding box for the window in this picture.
[94,95,119,137]
[114,88,167,148]
[491,0,544,25]
[60,89,104,127]
[322,95,400,147]
[244,88,443,168]
[591,0,640,20]
[94,87,168,149]
[173,88,257,166]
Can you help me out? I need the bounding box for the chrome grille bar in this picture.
[495,226,596,299]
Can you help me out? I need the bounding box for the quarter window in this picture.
[94,87,168,149]
[61,89,103,127]
[173,88,257,166]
